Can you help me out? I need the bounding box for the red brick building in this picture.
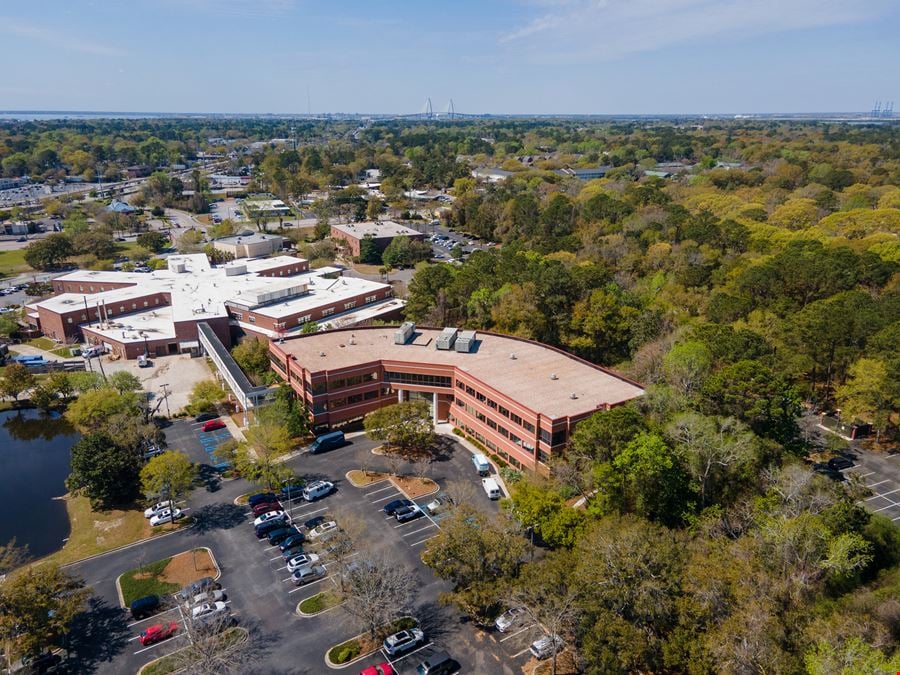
[269,326,644,473]
[330,220,425,257]
[28,254,404,359]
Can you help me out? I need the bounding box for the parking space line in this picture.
[511,646,532,658]
[126,606,180,627]
[866,480,890,489]
[371,493,403,504]
[402,524,437,538]
[410,534,439,546]
[856,471,875,478]
[291,506,328,519]
[287,575,334,593]
[364,484,396,497]
[394,519,427,529]
[385,641,434,666]
[873,501,900,513]
[499,624,535,642]
[866,488,900,501]
[893,515,900,521]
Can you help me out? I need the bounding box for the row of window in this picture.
[327,371,378,392]
[539,428,568,447]
[385,371,452,388]
[456,400,535,450]
[450,419,525,470]
[455,380,536,433]
[326,388,383,410]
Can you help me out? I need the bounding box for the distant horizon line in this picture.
[0,109,895,121]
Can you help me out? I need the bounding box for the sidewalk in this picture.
[434,423,511,498]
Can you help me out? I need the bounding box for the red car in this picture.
[360,663,395,675]
[252,501,282,516]
[139,621,178,646]
[202,419,226,432]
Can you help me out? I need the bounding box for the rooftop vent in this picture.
[319,351,326,357]
[509,353,517,360]
[570,392,578,399]
[550,373,558,380]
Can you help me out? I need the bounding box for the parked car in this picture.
[382,627,426,657]
[394,504,423,523]
[812,462,845,481]
[184,589,225,608]
[360,663,396,675]
[202,419,226,432]
[828,456,854,471]
[194,412,219,423]
[494,606,528,633]
[150,508,183,526]
[139,622,178,646]
[143,501,174,518]
[177,577,221,602]
[267,526,300,545]
[302,480,334,502]
[307,520,338,539]
[255,520,286,539]
[252,501,282,516]
[247,491,277,507]
[19,650,63,674]
[383,498,413,515]
[130,594,161,619]
[191,601,228,620]
[141,445,164,460]
[279,533,306,551]
[425,494,448,515]
[529,634,564,660]
[279,483,306,500]
[253,510,286,527]
[281,545,305,560]
[291,564,327,586]
[286,553,320,572]
[415,651,457,675]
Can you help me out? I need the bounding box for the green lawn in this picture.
[0,248,30,278]
[118,557,178,606]
[27,337,56,351]
[298,590,341,615]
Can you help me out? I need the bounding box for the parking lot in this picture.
[843,449,900,523]
[64,433,528,674]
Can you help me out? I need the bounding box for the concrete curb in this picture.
[296,591,344,618]
[115,546,221,609]
[60,524,189,570]
[345,470,389,488]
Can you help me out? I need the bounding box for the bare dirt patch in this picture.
[161,548,217,586]
[390,475,438,499]
[346,469,389,487]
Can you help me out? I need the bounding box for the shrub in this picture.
[328,640,362,664]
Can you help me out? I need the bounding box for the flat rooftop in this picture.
[278,327,644,420]
[214,232,285,246]
[33,254,391,324]
[331,220,421,239]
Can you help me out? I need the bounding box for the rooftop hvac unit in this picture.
[455,330,477,353]
[395,321,415,345]
[436,327,458,350]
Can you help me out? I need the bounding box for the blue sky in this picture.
[1,0,897,114]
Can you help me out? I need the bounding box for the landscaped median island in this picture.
[297,589,342,616]
[118,548,218,606]
[325,617,418,668]
[346,470,439,499]
[138,627,249,675]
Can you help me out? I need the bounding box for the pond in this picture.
[0,408,79,559]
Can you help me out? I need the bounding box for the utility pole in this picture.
[160,383,171,417]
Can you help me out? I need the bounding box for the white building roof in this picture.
[331,220,421,239]
[33,254,392,330]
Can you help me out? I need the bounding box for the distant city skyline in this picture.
[0,0,897,115]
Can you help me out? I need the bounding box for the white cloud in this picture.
[0,18,123,57]
[499,0,896,62]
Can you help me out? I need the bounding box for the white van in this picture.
[472,453,490,476]
[302,480,334,502]
[482,477,502,500]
